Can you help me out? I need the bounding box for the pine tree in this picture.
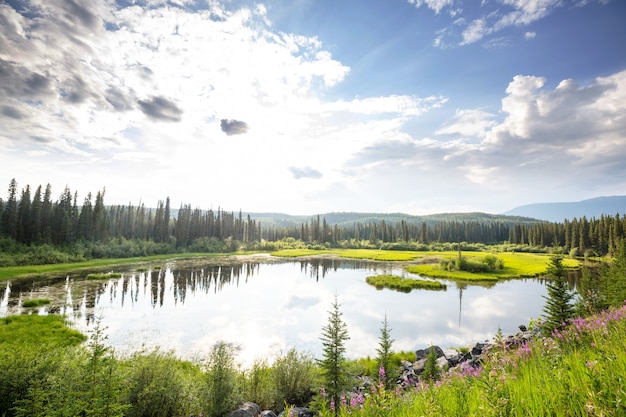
[542,255,575,335]
[375,313,394,390]
[318,294,350,415]
[421,346,441,382]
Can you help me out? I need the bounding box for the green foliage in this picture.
[542,256,575,335]
[365,274,446,292]
[123,349,203,417]
[421,346,441,382]
[324,306,626,416]
[203,342,240,417]
[375,314,395,390]
[0,315,86,346]
[318,294,350,415]
[86,272,122,280]
[21,298,51,308]
[273,348,316,410]
[82,318,129,417]
[240,358,275,411]
[603,239,626,308]
[12,318,128,417]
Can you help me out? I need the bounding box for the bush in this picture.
[124,349,203,417]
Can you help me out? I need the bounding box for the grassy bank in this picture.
[0,315,86,346]
[1,248,581,282]
[0,252,250,281]
[2,304,624,417]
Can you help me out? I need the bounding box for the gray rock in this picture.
[415,345,444,361]
[230,402,261,417]
[261,411,278,417]
[278,406,314,417]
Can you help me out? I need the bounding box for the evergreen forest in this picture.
[1,179,625,267]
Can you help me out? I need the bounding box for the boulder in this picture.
[230,402,261,417]
[261,411,278,417]
[415,345,444,361]
[471,342,488,356]
[278,406,314,417]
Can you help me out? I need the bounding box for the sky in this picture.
[1,0,625,216]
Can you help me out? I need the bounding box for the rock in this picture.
[415,345,444,361]
[436,356,448,369]
[230,410,256,417]
[519,324,527,332]
[278,407,314,417]
[230,402,261,417]
[413,358,427,375]
[471,342,488,356]
[447,351,471,368]
[261,411,278,417]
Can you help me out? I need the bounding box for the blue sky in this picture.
[1,0,625,215]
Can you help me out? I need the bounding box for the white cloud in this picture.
[436,108,497,137]
[427,0,606,46]
[407,0,458,15]
[461,18,489,44]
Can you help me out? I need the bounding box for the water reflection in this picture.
[1,258,550,365]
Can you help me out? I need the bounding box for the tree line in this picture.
[1,179,625,257]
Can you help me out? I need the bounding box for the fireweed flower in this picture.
[379,365,386,381]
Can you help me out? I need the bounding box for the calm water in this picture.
[0,256,548,365]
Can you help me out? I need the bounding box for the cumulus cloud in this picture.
[333,70,626,206]
[220,119,249,136]
[468,70,626,186]
[436,109,497,137]
[289,166,323,179]
[138,96,183,122]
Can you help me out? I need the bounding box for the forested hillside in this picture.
[1,179,625,263]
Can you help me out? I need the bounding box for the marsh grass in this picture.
[86,272,122,280]
[365,274,446,292]
[0,315,86,346]
[21,298,51,308]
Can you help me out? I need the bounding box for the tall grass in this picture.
[318,304,626,417]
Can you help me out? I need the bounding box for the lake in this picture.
[0,255,549,365]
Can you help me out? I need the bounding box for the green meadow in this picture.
[271,249,581,280]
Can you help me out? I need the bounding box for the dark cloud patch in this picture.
[1,105,24,119]
[0,59,52,99]
[220,119,249,136]
[61,76,93,104]
[105,87,134,111]
[289,166,322,179]
[138,96,182,122]
[62,0,99,29]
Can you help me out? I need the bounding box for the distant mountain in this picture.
[503,196,626,222]
[243,211,541,228]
